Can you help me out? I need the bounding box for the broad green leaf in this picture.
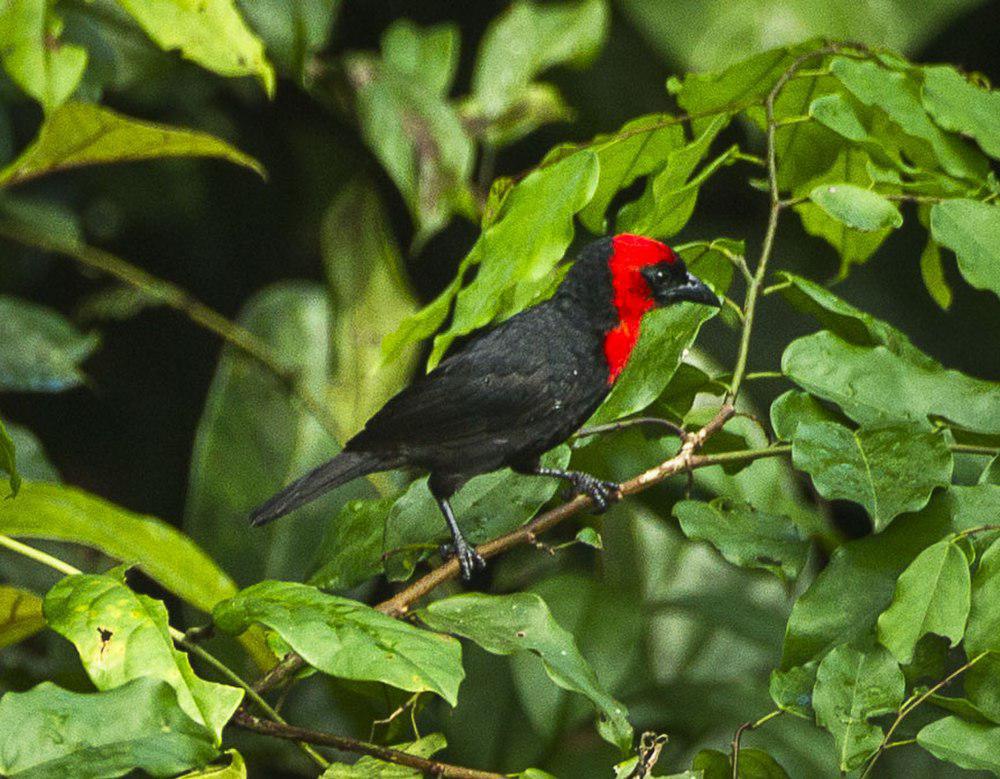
[185,283,362,586]
[213,581,464,704]
[0,102,264,189]
[114,0,274,94]
[470,0,607,120]
[808,183,902,231]
[460,82,573,147]
[346,22,472,245]
[44,572,243,744]
[427,151,599,366]
[575,527,603,549]
[321,734,446,777]
[966,538,1000,656]
[692,747,788,778]
[383,446,570,582]
[769,661,818,719]
[918,717,1000,774]
[793,148,892,275]
[419,592,632,751]
[673,498,809,581]
[769,390,840,442]
[920,235,953,310]
[792,420,952,531]
[585,243,729,425]
[180,750,246,779]
[0,295,98,391]
[927,694,995,724]
[783,330,1000,435]
[309,495,397,590]
[931,199,1000,301]
[0,678,217,778]
[967,653,1000,725]
[981,457,1000,486]
[876,539,971,663]
[0,415,20,496]
[830,56,987,181]
[321,177,418,443]
[922,65,1000,160]
[574,113,686,233]
[809,92,868,142]
[0,483,237,615]
[0,586,44,649]
[4,420,59,482]
[812,645,904,772]
[237,0,339,83]
[0,0,87,111]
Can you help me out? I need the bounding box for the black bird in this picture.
[250,234,719,579]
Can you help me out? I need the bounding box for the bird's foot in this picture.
[565,473,622,514]
[439,539,487,581]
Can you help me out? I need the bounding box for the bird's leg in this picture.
[436,497,486,581]
[533,466,622,514]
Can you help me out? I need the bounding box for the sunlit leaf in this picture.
[419,591,632,751]
[921,65,1000,160]
[179,749,246,779]
[44,571,243,744]
[213,581,464,704]
[0,678,217,777]
[0,586,44,649]
[930,199,1000,302]
[0,415,20,496]
[808,182,902,231]
[920,235,953,310]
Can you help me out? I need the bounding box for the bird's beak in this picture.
[660,273,721,307]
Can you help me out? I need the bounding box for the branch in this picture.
[232,711,505,779]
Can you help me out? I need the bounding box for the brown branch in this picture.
[232,711,505,779]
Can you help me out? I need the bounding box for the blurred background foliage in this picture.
[1,0,999,777]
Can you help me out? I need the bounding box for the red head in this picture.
[603,233,718,383]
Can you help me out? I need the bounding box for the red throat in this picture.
[603,234,675,384]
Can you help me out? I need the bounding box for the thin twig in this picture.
[576,416,687,440]
[233,711,505,779]
[731,710,782,779]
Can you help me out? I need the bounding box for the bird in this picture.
[249,234,720,580]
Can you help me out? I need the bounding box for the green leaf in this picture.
[809,92,868,142]
[792,420,952,531]
[180,750,246,779]
[673,498,809,581]
[0,415,20,496]
[346,22,472,245]
[185,283,361,586]
[44,572,243,744]
[769,390,840,442]
[808,182,902,231]
[769,661,818,719]
[309,495,397,591]
[876,539,971,663]
[0,585,44,649]
[114,0,274,94]
[3,421,58,483]
[931,199,1000,301]
[237,0,339,84]
[0,483,237,616]
[921,65,1000,160]
[966,538,1000,656]
[321,177,419,444]
[0,678,217,778]
[812,645,905,772]
[419,591,632,751]
[321,734,446,777]
[691,747,788,779]
[383,446,571,582]
[830,56,987,181]
[427,151,599,366]
[470,0,607,121]
[461,82,573,148]
[0,102,264,189]
[0,0,87,111]
[920,235,953,310]
[213,581,464,705]
[575,527,603,550]
[918,717,1000,774]
[0,295,98,392]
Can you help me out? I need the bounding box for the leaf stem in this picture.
[951,443,1000,456]
[0,534,80,576]
[731,709,783,778]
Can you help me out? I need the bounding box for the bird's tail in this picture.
[249,449,386,527]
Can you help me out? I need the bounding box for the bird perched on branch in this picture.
[250,234,719,579]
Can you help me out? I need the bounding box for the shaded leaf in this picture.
[808,182,902,231]
[114,0,274,94]
[213,581,464,704]
[44,572,243,744]
[0,678,217,778]
[0,415,20,496]
[4,421,58,483]
[238,0,339,83]
[0,585,44,649]
[419,591,632,751]
[309,495,397,591]
[812,645,905,772]
[930,199,1000,301]
[918,716,1000,774]
[769,389,840,442]
[921,65,1000,160]
[769,661,818,719]
[876,539,971,663]
[321,734,446,777]
[791,420,952,531]
[673,498,809,581]
[0,295,98,392]
[0,102,264,188]
[966,538,1000,656]
[920,235,953,310]
[809,92,868,142]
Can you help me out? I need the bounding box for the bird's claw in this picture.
[567,474,622,514]
[439,540,486,581]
